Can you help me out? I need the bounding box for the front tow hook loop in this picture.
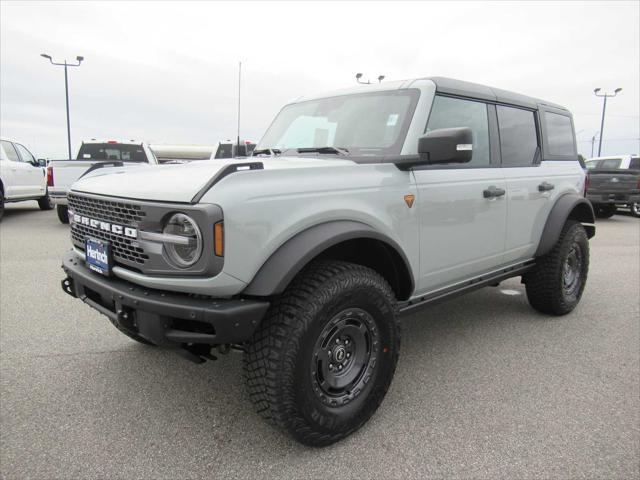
[61,277,77,298]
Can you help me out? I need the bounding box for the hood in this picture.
[70,157,354,203]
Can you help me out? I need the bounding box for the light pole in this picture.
[41,54,84,159]
[593,87,622,157]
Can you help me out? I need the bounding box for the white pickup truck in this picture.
[48,140,159,223]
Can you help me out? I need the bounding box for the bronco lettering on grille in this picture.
[68,209,138,239]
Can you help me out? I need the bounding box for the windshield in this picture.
[76,143,148,162]
[257,90,419,156]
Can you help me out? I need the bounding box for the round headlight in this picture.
[163,213,202,268]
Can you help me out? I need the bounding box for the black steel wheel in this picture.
[524,220,589,315]
[311,308,378,406]
[244,260,400,447]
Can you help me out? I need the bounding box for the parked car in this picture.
[149,144,217,163]
[60,77,594,446]
[0,139,53,220]
[586,155,640,218]
[47,140,159,223]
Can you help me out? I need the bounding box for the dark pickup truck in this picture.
[586,155,640,218]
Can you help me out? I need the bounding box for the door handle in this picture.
[483,186,506,198]
[538,181,555,192]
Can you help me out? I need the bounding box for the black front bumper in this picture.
[61,251,270,350]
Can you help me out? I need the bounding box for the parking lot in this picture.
[0,202,638,479]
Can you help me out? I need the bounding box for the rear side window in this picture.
[629,158,640,169]
[497,106,538,167]
[1,141,20,162]
[544,112,575,156]
[426,96,490,166]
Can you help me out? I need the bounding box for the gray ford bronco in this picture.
[61,77,595,446]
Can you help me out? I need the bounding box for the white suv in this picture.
[0,139,53,220]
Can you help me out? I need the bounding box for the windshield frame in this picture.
[255,88,421,158]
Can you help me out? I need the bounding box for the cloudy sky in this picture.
[1,1,638,159]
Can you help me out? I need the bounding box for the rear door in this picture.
[413,95,507,293]
[501,107,579,263]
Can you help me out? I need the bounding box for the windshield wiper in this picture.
[252,148,281,157]
[296,146,349,156]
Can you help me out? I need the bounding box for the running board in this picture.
[398,260,535,316]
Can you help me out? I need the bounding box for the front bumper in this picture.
[587,192,640,205]
[49,191,68,205]
[61,250,270,351]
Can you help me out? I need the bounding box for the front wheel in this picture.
[630,203,640,218]
[244,260,400,447]
[524,220,589,315]
[56,204,69,224]
[38,192,54,211]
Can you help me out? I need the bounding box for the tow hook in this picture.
[61,277,77,298]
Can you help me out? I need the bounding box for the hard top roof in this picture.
[294,76,569,112]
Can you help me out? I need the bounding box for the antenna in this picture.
[237,61,242,157]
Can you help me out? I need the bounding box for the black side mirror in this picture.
[37,159,47,167]
[418,127,473,165]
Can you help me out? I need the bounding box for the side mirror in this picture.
[37,159,47,167]
[418,127,473,165]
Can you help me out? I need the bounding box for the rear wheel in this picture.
[524,220,589,315]
[38,191,54,211]
[630,203,640,218]
[0,194,4,221]
[595,204,616,219]
[56,204,69,224]
[244,260,400,447]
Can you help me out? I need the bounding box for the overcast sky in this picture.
[1,1,638,159]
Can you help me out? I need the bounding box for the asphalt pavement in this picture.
[1,202,638,479]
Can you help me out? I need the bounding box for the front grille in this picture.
[68,193,149,267]
[68,193,146,224]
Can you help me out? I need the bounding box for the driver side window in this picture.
[426,96,490,167]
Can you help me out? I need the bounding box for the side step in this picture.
[398,261,535,316]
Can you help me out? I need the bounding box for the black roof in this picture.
[428,77,569,112]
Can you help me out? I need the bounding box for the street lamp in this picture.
[41,53,84,159]
[593,87,622,157]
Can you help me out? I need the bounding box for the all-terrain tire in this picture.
[524,220,589,316]
[595,205,616,219]
[244,260,400,447]
[56,204,69,224]
[38,191,54,211]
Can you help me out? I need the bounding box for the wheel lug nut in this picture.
[346,353,350,358]
[327,350,331,357]
[345,340,349,345]
[338,364,343,370]
[336,338,340,344]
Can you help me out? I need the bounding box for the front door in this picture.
[14,143,45,197]
[413,95,507,294]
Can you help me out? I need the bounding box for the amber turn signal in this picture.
[214,222,224,256]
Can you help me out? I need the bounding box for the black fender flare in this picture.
[535,193,595,257]
[243,220,415,298]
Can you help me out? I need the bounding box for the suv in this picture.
[0,139,53,220]
[60,77,595,446]
[585,155,640,218]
